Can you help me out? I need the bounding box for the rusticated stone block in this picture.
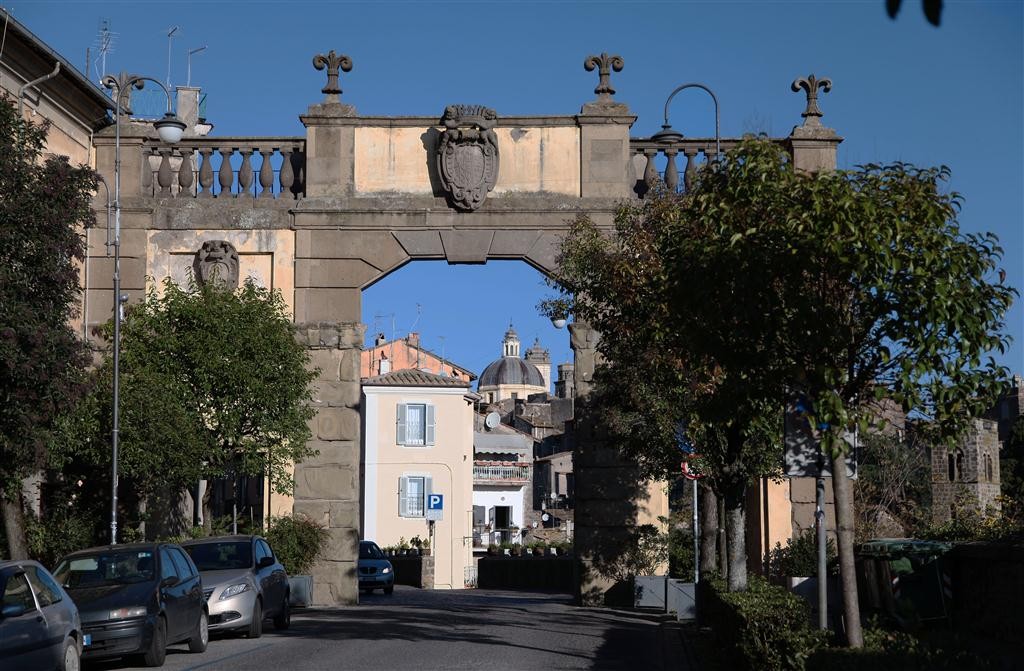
[322,526,359,561]
[317,407,360,441]
[310,558,358,606]
[339,350,361,382]
[308,349,342,381]
[328,501,360,529]
[294,464,355,501]
[292,500,330,527]
[312,380,360,408]
[301,441,358,468]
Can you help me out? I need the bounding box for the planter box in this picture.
[390,555,434,588]
[289,575,313,607]
[633,576,697,620]
[477,556,574,592]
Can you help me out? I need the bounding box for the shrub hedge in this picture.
[702,574,828,671]
[264,514,328,575]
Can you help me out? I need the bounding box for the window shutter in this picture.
[398,476,408,517]
[396,404,407,445]
[425,476,433,498]
[425,405,436,445]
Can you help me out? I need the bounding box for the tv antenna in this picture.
[187,45,206,87]
[93,19,116,83]
[165,25,179,89]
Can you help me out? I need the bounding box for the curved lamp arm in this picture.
[654,82,721,159]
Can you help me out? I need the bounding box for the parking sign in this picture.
[426,493,443,521]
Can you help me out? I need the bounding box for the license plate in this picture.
[83,634,92,647]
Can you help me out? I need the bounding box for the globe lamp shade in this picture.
[154,113,187,144]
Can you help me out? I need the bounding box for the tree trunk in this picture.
[831,452,863,647]
[1,487,29,560]
[201,481,213,534]
[699,483,719,576]
[724,482,748,592]
[716,496,728,579]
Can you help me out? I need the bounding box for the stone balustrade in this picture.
[141,137,306,199]
[629,137,788,195]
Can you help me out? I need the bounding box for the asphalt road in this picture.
[83,587,691,671]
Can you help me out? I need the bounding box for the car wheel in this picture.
[273,594,291,630]
[188,609,209,653]
[140,615,167,667]
[246,599,263,639]
[60,636,80,671]
[384,584,394,595]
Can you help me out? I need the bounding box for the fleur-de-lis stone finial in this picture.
[584,53,624,101]
[101,71,144,115]
[312,50,353,98]
[791,74,832,125]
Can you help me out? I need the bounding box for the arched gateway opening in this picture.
[88,52,839,605]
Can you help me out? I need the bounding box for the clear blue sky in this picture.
[11,0,1022,383]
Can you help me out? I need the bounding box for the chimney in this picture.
[175,86,201,136]
[407,332,420,347]
[375,332,387,347]
[378,354,391,375]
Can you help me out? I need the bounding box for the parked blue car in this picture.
[358,541,395,595]
[0,559,82,671]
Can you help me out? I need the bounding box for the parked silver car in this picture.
[0,559,82,671]
[182,535,289,638]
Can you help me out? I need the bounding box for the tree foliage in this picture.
[0,96,94,490]
[52,278,319,522]
[0,96,95,558]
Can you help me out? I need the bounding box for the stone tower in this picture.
[525,337,552,393]
[930,418,1001,524]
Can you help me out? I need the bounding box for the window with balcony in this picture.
[397,403,435,446]
[399,475,432,517]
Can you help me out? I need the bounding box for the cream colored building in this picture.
[361,369,477,589]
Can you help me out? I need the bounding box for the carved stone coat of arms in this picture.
[436,105,499,211]
[194,240,240,289]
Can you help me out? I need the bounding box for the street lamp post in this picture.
[650,82,721,161]
[100,74,185,545]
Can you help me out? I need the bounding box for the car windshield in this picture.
[359,542,383,560]
[184,541,253,571]
[53,550,156,589]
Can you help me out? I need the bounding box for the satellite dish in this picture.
[541,513,550,522]
[485,411,501,430]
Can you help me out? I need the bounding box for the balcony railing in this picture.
[140,137,306,199]
[473,461,530,483]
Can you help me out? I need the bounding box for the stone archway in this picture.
[89,52,840,605]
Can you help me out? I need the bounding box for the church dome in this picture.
[478,357,545,388]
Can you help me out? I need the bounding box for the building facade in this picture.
[361,369,477,589]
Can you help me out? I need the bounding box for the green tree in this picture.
[0,96,95,558]
[671,138,1015,646]
[53,277,319,535]
[541,192,782,593]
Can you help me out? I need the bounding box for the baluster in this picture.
[198,148,214,198]
[664,148,679,192]
[294,148,305,198]
[258,149,274,198]
[238,149,253,198]
[217,148,234,197]
[642,150,658,193]
[178,149,194,197]
[140,148,154,196]
[279,148,294,200]
[683,147,698,193]
[704,146,717,170]
[157,149,173,196]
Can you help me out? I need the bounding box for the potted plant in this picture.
[540,297,571,329]
[421,538,431,556]
[265,514,328,608]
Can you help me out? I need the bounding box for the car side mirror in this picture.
[257,556,274,569]
[1,603,27,619]
[160,576,179,589]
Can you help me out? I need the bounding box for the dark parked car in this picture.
[0,559,81,671]
[358,541,394,594]
[53,543,208,667]
[182,535,289,638]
